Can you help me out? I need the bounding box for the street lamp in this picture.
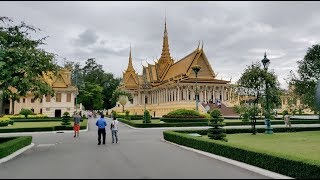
[261,52,273,134]
[142,79,149,123]
[192,64,201,111]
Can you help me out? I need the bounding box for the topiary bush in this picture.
[61,112,71,126]
[208,109,227,142]
[19,108,34,118]
[143,110,151,123]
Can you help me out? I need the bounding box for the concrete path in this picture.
[0,117,271,179]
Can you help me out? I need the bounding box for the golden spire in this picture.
[159,16,172,63]
[127,44,134,72]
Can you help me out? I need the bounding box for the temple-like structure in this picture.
[112,19,239,116]
[1,68,78,117]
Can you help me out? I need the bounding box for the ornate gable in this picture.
[52,73,68,88]
[187,49,216,79]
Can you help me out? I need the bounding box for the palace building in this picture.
[111,19,240,116]
[1,68,78,117]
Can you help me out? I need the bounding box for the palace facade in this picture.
[1,68,78,117]
[111,20,240,116]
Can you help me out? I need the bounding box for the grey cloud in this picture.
[1,1,320,89]
[73,29,99,47]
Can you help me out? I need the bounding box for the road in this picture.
[0,117,269,179]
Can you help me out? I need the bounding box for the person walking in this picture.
[96,114,107,145]
[73,111,81,138]
[110,116,119,144]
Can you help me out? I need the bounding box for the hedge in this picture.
[14,118,85,122]
[163,130,320,179]
[118,118,208,128]
[224,120,320,126]
[116,115,144,120]
[169,127,320,135]
[160,118,210,123]
[0,136,32,159]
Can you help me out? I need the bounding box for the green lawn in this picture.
[130,119,161,124]
[0,119,88,129]
[201,131,320,165]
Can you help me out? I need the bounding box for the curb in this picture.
[0,143,35,164]
[160,138,293,179]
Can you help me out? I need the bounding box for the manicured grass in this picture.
[201,131,320,165]
[129,119,161,124]
[0,119,88,131]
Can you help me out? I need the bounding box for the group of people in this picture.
[95,114,119,145]
[72,111,119,145]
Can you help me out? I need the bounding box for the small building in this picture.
[1,68,78,117]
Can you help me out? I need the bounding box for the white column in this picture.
[177,86,180,102]
[205,86,207,103]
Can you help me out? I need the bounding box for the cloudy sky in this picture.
[1,1,320,89]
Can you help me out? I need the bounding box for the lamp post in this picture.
[142,80,149,123]
[192,65,201,111]
[261,52,273,134]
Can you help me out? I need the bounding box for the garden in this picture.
[163,108,320,179]
[0,109,88,133]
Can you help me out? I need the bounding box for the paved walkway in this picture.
[0,117,271,179]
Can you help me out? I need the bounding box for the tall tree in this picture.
[77,82,104,110]
[0,17,57,114]
[291,44,320,115]
[237,62,281,134]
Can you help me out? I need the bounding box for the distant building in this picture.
[1,68,78,117]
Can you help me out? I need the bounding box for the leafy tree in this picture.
[237,62,281,134]
[65,58,121,110]
[118,95,128,112]
[111,88,132,108]
[77,82,104,110]
[0,17,58,114]
[291,44,320,117]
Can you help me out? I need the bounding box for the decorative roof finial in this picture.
[197,40,200,50]
[264,51,267,58]
[201,40,204,50]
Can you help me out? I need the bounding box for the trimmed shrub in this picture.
[208,109,227,141]
[3,115,25,119]
[0,136,32,159]
[0,117,11,127]
[19,108,34,118]
[61,113,71,126]
[160,118,210,123]
[163,109,205,118]
[143,110,151,123]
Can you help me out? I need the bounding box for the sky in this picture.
[1,1,320,89]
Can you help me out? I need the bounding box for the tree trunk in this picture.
[122,105,124,113]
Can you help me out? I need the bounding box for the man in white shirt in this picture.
[110,117,119,144]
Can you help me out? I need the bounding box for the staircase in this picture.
[202,102,239,116]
